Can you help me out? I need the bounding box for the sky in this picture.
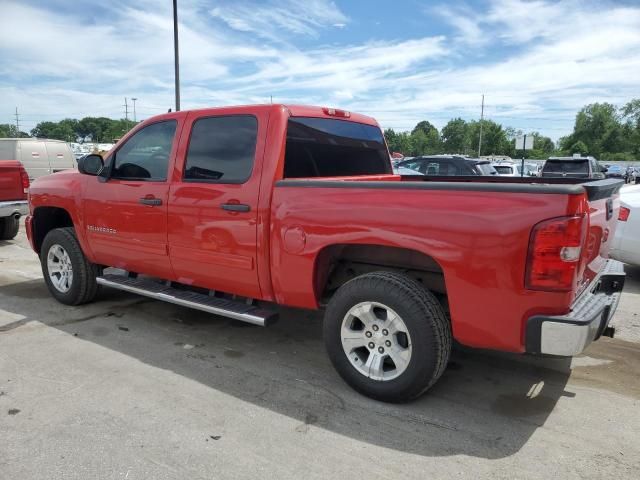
[1,0,639,140]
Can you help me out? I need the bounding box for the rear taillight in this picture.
[20,166,30,194]
[619,207,630,222]
[526,215,586,291]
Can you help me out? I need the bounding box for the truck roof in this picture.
[145,104,380,128]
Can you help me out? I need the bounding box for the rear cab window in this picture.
[184,115,258,183]
[543,160,589,175]
[283,117,390,178]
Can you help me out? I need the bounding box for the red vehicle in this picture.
[0,160,29,240]
[26,104,625,402]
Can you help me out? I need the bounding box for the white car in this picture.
[610,185,640,266]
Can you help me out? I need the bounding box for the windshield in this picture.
[283,117,391,178]
[543,160,589,174]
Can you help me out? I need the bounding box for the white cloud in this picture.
[209,0,348,40]
[1,0,639,140]
[432,4,489,47]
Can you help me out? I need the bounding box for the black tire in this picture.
[324,271,451,403]
[40,227,101,305]
[0,216,20,240]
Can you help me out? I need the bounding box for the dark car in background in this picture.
[606,164,625,179]
[541,156,607,179]
[394,155,498,176]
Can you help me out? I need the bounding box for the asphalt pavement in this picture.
[1,224,639,479]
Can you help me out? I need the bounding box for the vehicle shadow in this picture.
[0,278,575,459]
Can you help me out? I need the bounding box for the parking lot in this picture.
[1,223,639,479]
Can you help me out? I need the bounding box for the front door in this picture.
[83,119,180,279]
[168,112,266,299]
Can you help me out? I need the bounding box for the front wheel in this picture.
[323,271,451,403]
[40,227,101,305]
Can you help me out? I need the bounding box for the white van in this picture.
[0,138,76,180]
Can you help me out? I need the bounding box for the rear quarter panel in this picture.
[270,184,584,352]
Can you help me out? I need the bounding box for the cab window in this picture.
[184,115,258,183]
[111,121,177,181]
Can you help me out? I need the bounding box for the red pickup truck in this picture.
[26,104,625,402]
[0,160,30,240]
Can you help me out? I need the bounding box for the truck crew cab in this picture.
[26,104,625,402]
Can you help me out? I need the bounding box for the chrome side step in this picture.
[96,274,278,326]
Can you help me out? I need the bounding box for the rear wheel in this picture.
[40,227,101,305]
[0,216,20,240]
[323,271,451,402]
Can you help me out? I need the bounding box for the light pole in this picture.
[173,0,180,111]
[477,94,484,158]
[131,98,138,123]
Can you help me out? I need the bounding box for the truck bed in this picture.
[270,176,623,352]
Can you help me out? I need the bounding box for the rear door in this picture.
[45,142,76,173]
[168,111,268,299]
[18,140,49,180]
[83,118,181,279]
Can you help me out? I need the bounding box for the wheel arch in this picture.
[31,206,75,253]
[313,243,448,307]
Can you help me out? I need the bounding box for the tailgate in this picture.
[0,160,25,202]
[578,179,625,295]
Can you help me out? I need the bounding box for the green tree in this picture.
[0,124,29,138]
[569,140,589,155]
[31,119,77,141]
[411,120,438,137]
[571,103,622,157]
[384,128,411,155]
[441,118,468,154]
[621,99,640,157]
[408,121,442,156]
[467,120,511,156]
[533,133,555,154]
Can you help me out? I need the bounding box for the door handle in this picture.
[139,197,162,206]
[221,203,250,212]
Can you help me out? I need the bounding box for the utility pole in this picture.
[14,107,21,136]
[123,97,129,129]
[131,98,138,123]
[173,0,181,111]
[477,94,484,158]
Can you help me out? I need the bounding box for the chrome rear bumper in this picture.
[525,260,625,356]
[0,200,28,218]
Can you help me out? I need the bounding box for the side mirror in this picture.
[600,166,608,173]
[78,154,104,176]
